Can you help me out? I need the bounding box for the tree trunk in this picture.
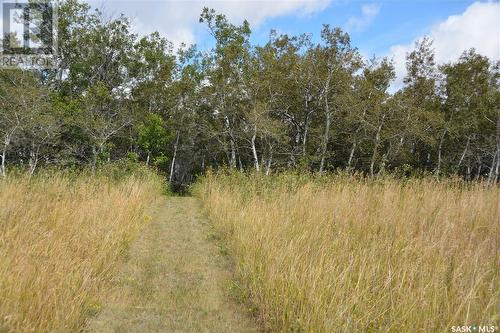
[488,150,497,184]
[238,155,243,171]
[318,74,332,173]
[266,145,273,176]
[457,136,470,170]
[91,146,98,174]
[230,135,237,169]
[348,107,367,168]
[319,110,331,173]
[435,130,447,177]
[0,146,6,178]
[146,152,150,166]
[475,159,482,181]
[302,99,311,157]
[28,144,39,178]
[435,110,458,177]
[494,109,500,184]
[378,150,389,176]
[370,121,384,177]
[1,134,13,178]
[169,132,180,183]
[302,123,309,157]
[288,130,301,167]
[348,141,357,168]
[251,125,260,172]
[494,146,500,184]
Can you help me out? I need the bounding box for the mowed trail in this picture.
[85,197,259,333]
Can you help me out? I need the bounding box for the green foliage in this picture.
[137,113,172,158]
[152,153,169,169]
[126,152,139,163]
[96,159,157,182]
[0,2,497,184]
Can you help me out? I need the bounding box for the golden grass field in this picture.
[195,171,500,332]
[0,170,162,332]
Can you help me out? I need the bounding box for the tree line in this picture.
[1,1,499,185]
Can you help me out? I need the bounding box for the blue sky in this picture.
[89,0,500,87]
[250,1,474,55]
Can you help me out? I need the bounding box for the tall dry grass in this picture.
[195,171,500,332]
[0,170,162,332]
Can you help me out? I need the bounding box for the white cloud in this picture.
[346,4,380,32]
[389,1,500,91]
[207,0,331,26]
[89,0,332,49]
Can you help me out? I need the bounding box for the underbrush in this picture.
[194,171,499,332]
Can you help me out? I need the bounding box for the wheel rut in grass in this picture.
[85,197,259,333]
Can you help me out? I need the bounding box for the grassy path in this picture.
[85,197,259,333]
